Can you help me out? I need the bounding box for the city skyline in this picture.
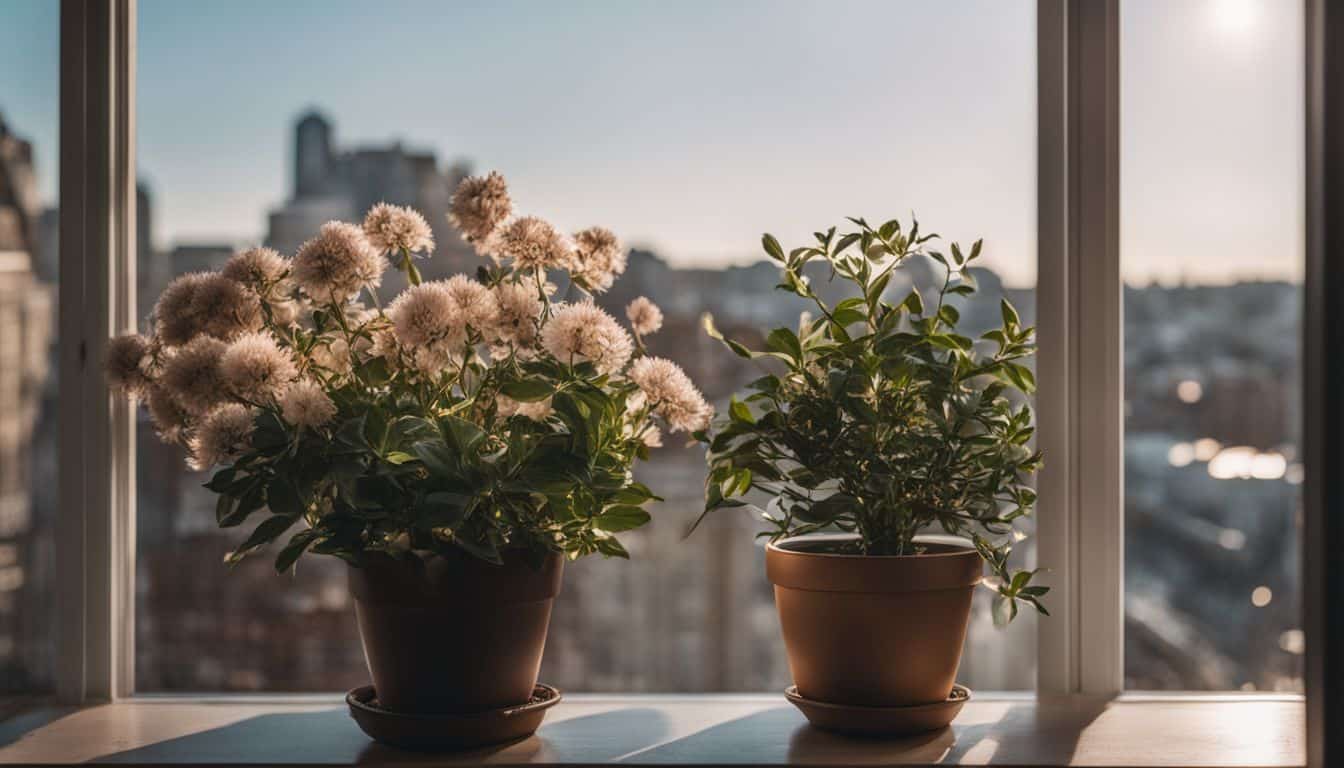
[0,0,1304,287]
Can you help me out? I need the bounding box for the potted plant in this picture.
[105,172,710,743]
[695,216,1045,732]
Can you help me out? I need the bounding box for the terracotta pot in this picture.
[348,549,563,714]
[766,533,982,708]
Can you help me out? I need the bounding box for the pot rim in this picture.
[765,533,982,593]
[767,532,975,560]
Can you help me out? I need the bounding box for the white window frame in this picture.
[47,0,1296,705]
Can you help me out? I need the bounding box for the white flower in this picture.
[363,203,435,255]
[146,384,189,444]
[387,281,468,351]
[493,216,573,272]
[159,336,229,415]
[220,332,298,403]
[292,221,384,304]
[491,281,543,346]
[105,333,154,397]
[221,247,290,296]
[628,356,712,433]
[447,171,512,246]
[540,300,633,375]
[154,272,262,346]
[280,380,337,428]
[626,296,663,336]
[443,275,498,335]
[189,403,256,470]
[569,226,626,293]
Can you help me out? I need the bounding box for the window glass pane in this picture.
[0,0,59,702]
[136,0,1037,692]
[1121,0,1304,691]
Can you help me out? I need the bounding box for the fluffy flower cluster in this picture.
[107,169,704,549]
[541,300,634,375]
[281,379,337,428]
[364,203,435,255]
[626,296,663,336]
[569,227,626,293]
[220,332,298,403]
[189,403,256,471]
[154,272,262,345]
[447,171,512,247]
[221,247,289,294]
[629,357,713,433]
[492,216,573,272]
[293,222,385,304]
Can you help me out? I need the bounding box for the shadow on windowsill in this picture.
[87,705,674,765]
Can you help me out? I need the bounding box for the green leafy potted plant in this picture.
[695,216,1045,732]
[105,173,709,740]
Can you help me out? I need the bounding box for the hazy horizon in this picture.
[0,0,1304,288]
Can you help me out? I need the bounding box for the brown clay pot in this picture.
[766,533,982,708]
[348,548,563,715]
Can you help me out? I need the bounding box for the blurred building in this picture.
[265,111,474,283]
[0,115,56,693]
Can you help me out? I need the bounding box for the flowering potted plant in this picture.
[105,173,710,731]
[696,217,1045,733]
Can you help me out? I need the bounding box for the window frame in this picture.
[46,0,1299,705]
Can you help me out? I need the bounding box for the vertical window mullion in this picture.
[1036,0,1124,697]
[55,0,136,704]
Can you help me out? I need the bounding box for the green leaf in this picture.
[1001,298,1021,329]
[866,271,892,305]
[274,529,318,573]
[421,491,471,528]
[335,414,369,449]
[766,328,804,363]
[412,439,457,476]
[218,484,265,528]
[387,415,437,446]
[1002,362,1037,394]
[797,493,856,524]
[833,232,861,255]
[992,595,1018,627]
[453,534,503,565]
[227,515,300,564]
[439,416,487,456]
[596,505,652,533]
[204,468,237,493]
[266,477,307,518]
[702,313,757,359]
[500,379,554,402]
[595,536,630,559]
[729,398,754,425]
[902,289,924,315]
[762,233,786,262]
[385,451,416,465]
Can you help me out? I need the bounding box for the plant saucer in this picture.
[347,684,561,751]
[785,684,971,737]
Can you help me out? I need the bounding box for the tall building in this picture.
[0,115,56,693]
[265,111,474,281]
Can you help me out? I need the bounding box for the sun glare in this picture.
[1210,0,1258,37]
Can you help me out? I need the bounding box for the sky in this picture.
[0,0,1304,287]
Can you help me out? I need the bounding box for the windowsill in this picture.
[0,693,1305,767]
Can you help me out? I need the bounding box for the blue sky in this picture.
[0,0,1303,286]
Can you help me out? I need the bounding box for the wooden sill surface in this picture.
[0,694,1304,767]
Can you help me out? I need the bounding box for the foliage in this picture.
[108,185,703,573]
[696,216,1047,623]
